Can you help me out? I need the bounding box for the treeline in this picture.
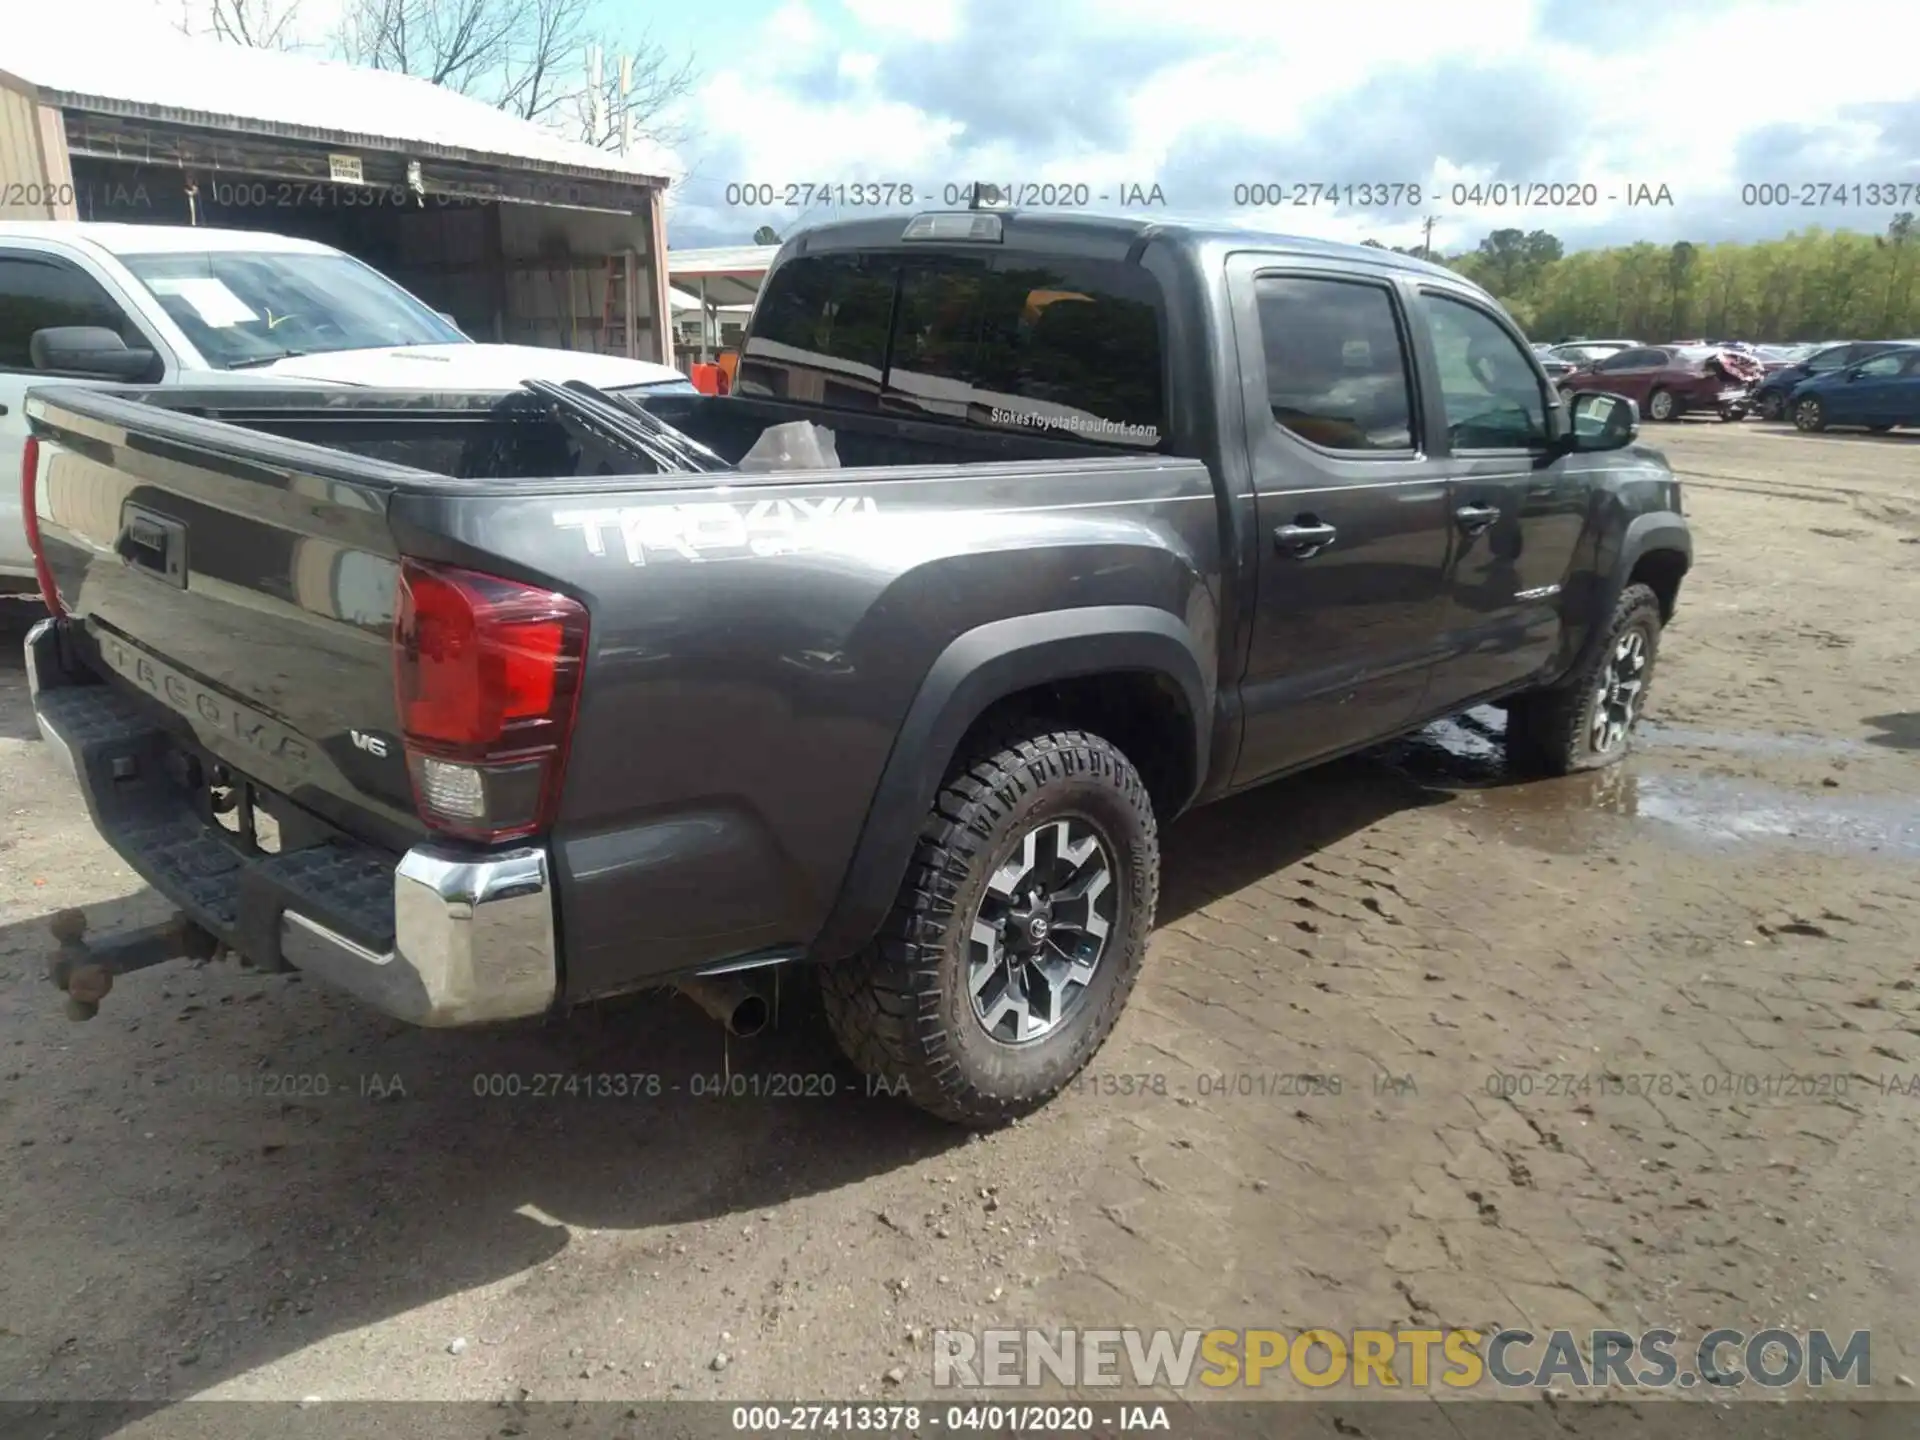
[1366,214,1920,342]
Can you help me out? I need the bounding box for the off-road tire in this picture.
[820,728,1159,1128]
[1504,583,1664,777]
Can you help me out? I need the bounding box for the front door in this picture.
[1409,288,1593,707]
[0,247,165,581]
[1227,258,1452,786]
[1842,349,1916,425]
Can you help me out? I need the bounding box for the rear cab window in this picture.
[737,249,1167,449]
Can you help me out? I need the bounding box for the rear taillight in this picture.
[392,558,589,843]
[19,436,63,616]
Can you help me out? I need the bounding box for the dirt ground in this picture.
[2,421,1917,1412]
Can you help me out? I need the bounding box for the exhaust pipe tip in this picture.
[676,975,774,1038]
[728,993,771,1038]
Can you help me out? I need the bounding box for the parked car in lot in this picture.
[0,223,696,599]
[1566,344,1760,421]
[1787,344,1920,432]
[1531,343,1578,387]
[1545,339,1638,368]
[23,208,1690,1125]
[1752,339,1920,420]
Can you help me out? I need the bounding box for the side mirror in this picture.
[30,326,156,380]
[1564,390,1638,451]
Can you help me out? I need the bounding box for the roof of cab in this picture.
[0,222,340,257]
[782,208,1471,285]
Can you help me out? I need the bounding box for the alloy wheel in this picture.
[967,818,1117,1045]
[1591,627,1651,755]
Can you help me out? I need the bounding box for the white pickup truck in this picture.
[0,221,691,594]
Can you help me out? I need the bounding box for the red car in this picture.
[1565,344,1764,421]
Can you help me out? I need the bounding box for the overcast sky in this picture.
[26,0,1920,257]
[654,0,1920,254]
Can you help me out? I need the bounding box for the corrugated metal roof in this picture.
[670,286,753,311]
[667,245,780,277]
[0,21,676,188]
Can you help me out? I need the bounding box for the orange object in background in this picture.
[717,351,737,394]
[690,363,720,394]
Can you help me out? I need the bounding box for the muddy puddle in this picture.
[1375,708,1920,861]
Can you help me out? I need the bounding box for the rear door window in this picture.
[1252,274,1416,452]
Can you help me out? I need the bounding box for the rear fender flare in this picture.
[809,606,1211,961]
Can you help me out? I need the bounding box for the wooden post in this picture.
[36,105,77,220]
[641,186,673,368]
[624,247,639,359]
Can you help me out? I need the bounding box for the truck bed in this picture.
[57,383,1122,484]
[25,382,1221,1005]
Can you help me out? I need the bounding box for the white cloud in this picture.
[41,0,1910,255]
[836,0,962,40]
[667,0,1919,249]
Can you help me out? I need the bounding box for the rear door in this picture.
[1581,347,1665,408]
[1409,287,1593,707]
[1890,352,1920,426]
[1226,256,1452,785]
[1844,349,1914,424]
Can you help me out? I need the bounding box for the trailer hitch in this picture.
[46,908,222,1021]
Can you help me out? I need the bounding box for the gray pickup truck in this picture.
[23,207,1690,1126]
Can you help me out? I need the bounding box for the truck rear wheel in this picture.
[821,727,1159,1127]
[1504,582,1664,776]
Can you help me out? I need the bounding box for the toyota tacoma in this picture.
[21,206,1691,1126]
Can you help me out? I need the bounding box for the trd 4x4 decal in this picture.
[553,495,880,564]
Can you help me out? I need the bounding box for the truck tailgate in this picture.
[28,387,428,855]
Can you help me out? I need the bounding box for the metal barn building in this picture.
[0,26,678,364]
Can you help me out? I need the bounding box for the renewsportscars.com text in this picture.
[933,1327,1872,1390]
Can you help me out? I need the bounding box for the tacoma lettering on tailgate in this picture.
[552,495,880,565]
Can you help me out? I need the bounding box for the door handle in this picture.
[1455,504,1501,534]
[1274,519,1337,557]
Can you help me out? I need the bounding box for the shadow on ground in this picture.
[0,722,1467,1408]
[1864,712,1920,752]
[0,603,43,741]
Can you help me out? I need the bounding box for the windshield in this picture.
[119,249,466,369]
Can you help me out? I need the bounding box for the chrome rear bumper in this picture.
[25,617,557,1027]
[278,846,556,1026]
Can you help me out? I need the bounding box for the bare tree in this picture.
[173,0,305,49]
[337,0,696,153]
